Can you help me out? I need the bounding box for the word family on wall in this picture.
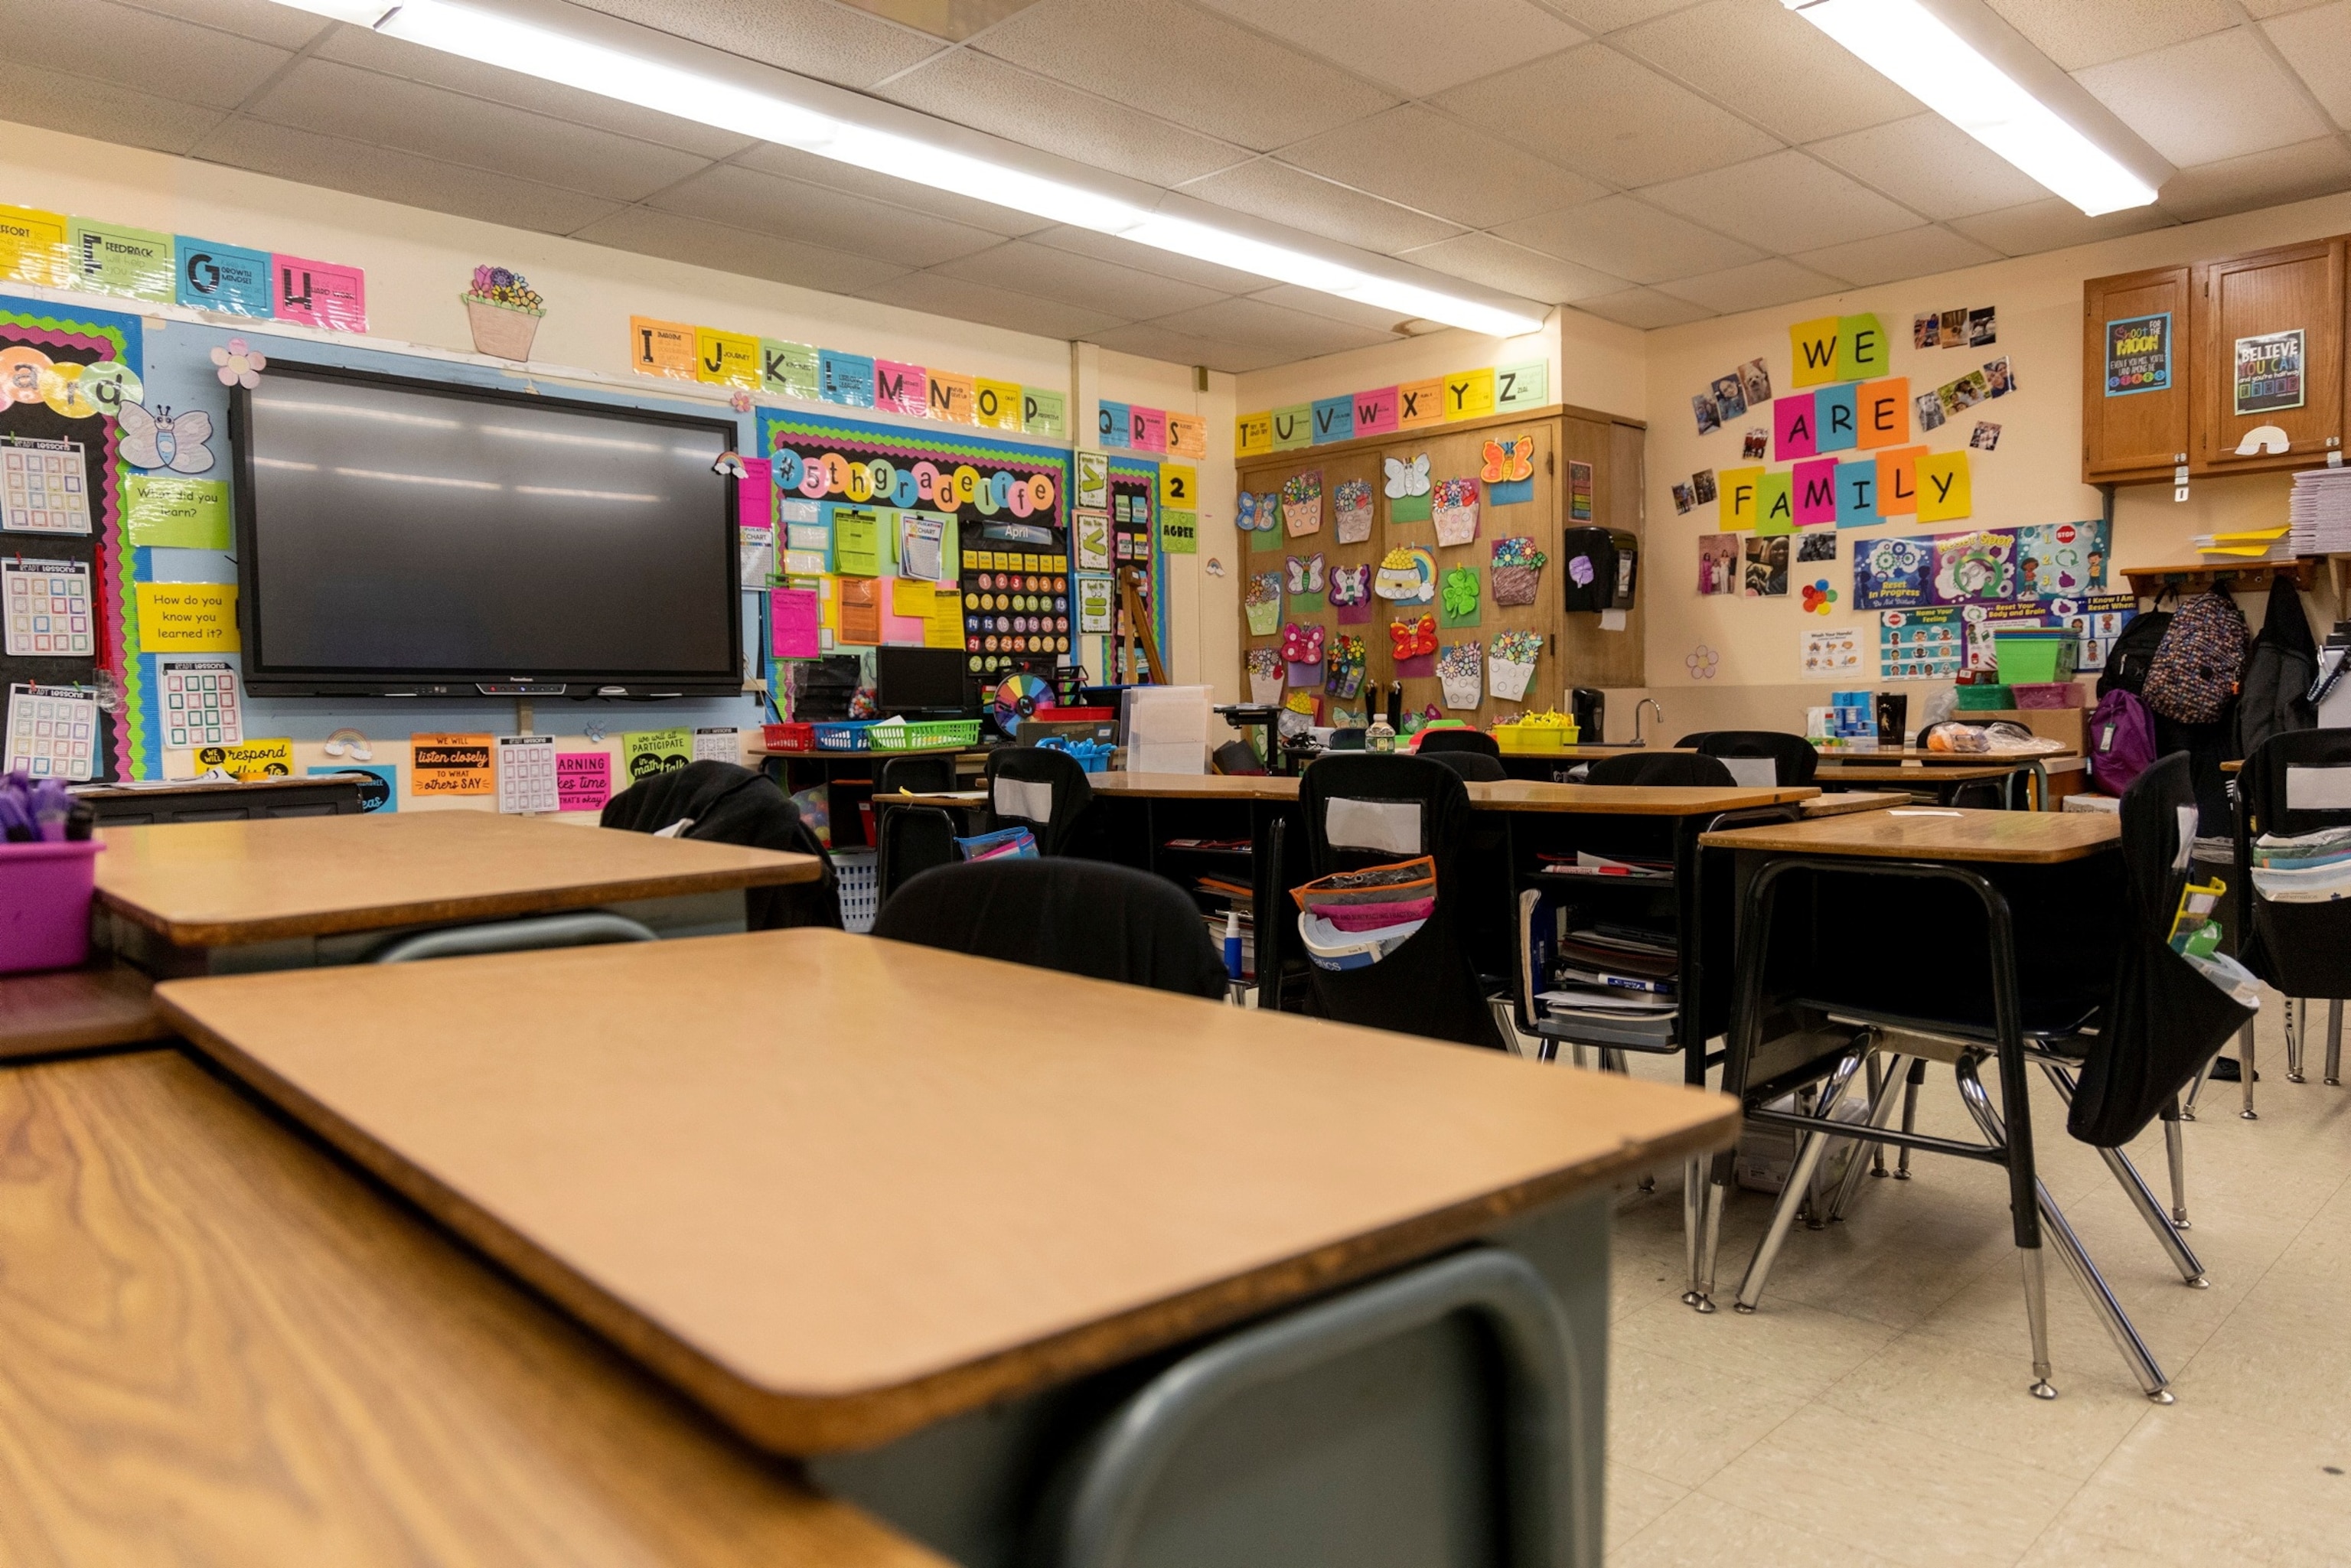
[1237,359,1550,456]
[3,201,367,331]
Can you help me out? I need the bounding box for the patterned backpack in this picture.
[2141,588,2249,725]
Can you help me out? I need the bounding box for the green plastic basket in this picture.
[869,718,983,751]
[1993,631,2079,685]
[1955,683,2015,710]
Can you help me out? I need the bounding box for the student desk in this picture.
[1812,757,2053,808]
[73,772,367,825]
[92,812,820,976]
[1802,791,1906,818]
[155,929,1737,1568]
[0,962,166,1061]
[754,745,990,856]
[0,1049,945,1568]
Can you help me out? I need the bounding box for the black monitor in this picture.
[875,647,970,716]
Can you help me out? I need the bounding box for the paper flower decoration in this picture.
[1440,566,1480,621]
[1329,562,1370,607]
[1492,629,1544,664]
[467,266,544,312]
[1802,579,1838,616]
[1246,647,1283,676]
[1432,478,1480,546]
[210,337,266,390]
[1687,645,1720,680]
[1280,621,1325,666]
[1436,641,1484,709]
[1374,545,1436,602]
[1480,435,1534,484]
[1245,570,1283,605]
[729,389,753,412]
[1333,478,1374,543]
[1384,453,1431,499]
[1389,614,1437,660]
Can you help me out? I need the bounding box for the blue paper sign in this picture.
[174,237,274,318]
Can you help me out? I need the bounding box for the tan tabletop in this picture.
[0,1051,937,1568]
[1802,791,1907,818]
[1701,807,2121,865]
[1812,761,2032,784]
[1093,771,1813,815]
[877,789,990,808]
[157,928,1736,1457]
[0,962,166,1059]
[1816,746,2072,765]
[1093,771,1297,800]
[95,812,820,948]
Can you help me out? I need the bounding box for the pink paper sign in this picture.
[874,360,928,416]
[771,587,821,658]
[1353,386,1400,438]
[271,253,367,331]
[738,456,773,529]
[1773,392,1817,461]
[1127,406,1167,452]
[556,751,610,812]
[1792,457,1839,526]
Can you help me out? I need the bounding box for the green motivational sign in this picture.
[125,475,230,549]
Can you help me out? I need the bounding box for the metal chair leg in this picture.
[2018,1245,2057,1400]
[1681,1157,1705,1305]
[1866,1053,1887,1178]
[2239,1019,2258,1120]
[2180,1058,2208,1121]
[2285,997,2305,1084]
[2328,999,2343,1087]
[1691,1172,1728,1314]
[2164,1110,2190,1231]
[1826,1052,1909,1224]
[1896,1057,1925,1179]
[1733,1046,1867,1313]
[2041,1064,2206,1284]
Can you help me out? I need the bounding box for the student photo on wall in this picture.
[1698,533,1739,595]
[1940,308,1967,345]
[1983,357,2014,396]
[1914,311,1939,349]
[1671,481,1694,515]
[1691,468,1718,504]
[1712,374,1747,422]
[1968,306,1997,346]
[1742,428,1767,461]
[1915,392,1945,432]
[1691,393,1720,436]
[1971,421,2001,451]
[1797,530,1836,562]
[1743,534,1788,598]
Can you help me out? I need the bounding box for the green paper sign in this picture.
[622,728,692,781]
[69,219,174,302]
[761,338,820,399]
[1270,403,1313,451]
[1495,360,1549,411]
[1021,386,1066,438]
[1159,508,1197,554]
[126,475,230,549]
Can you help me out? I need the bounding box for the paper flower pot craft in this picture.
[1245,646,1283,706]
[1325,634,1368,701]
[1489,628,1543,702]
[1329,562,1371,624]
[462,266,546,360]
[1432,477,1481,546]
[1282,622,1327,687]
[1491,536,1547,606]
[1333,478,1374,543]
[1373,545,1436,603]
[1437,641,1484,710]
[1245,570,1283,637]
[1281,470,1323,536]
[1390,612,1437,677]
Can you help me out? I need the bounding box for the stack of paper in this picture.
[2288,468,2351,556]
[2193,524,2291,559]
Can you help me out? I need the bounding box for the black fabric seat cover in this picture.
[984,745,1097,856]
[1416,729,1502,759]
[1584,751,1736,788]
[1692,729,1818,787]
[1426,750,1508,781]
[601,761,840,929]
[2233,727,2351,998]
[872,858,1226,998]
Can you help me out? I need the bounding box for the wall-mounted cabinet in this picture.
[2083,238,2347,484]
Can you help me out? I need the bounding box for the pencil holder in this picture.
[0,839,102,975]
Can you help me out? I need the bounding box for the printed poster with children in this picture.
[1859,520,2124,680]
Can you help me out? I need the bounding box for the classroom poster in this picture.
[1853,520,2108,611]
[1877,608,1963,680]
[410,733,494,795]
[197,736,290,781]
[2234,329,2304,416]
[308,762,396,811]
[556,751,611,811]
[2105,314,2170,396]
[623,727,691,781]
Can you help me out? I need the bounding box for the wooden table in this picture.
[0,1050,941,1567]
[73,772,368,825]
[157,927,1736,1564]
[1091,771,1815,815]
[1816,746,2076,765]
[93,812,820,975]
[1802,791,1906,818]
[1812,758,2049,808]
[0,963,166,1060]
[1701,807,2118,863]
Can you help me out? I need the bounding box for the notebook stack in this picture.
[2288,467,2351,556]
[1537,921,1678,1048]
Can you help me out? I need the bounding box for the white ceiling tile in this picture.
[1244,284,1414,334]
[1983,0,2235,71]
[1146,297,1398,359]
[1570,286,1717,328]
[1654,256,1846,314]
[646,165,1013,264]
[315,25,755,160]
[197,118,628,235]
[117,0,329,48]
[876,49,1249,187]
[830,0,1051,41]
[2156,137,2351,222]
[1432,43,1782,187]
[1188,0,1585,95]
[1947,196,2176,257]
[1274,106,1607,230]
[929,240,1228,318]
[564,0,948,88]
[246,60,715,203]
[571,205,905,292]
[0,59,223,156]
[857,271,1127,339]
[1176,161,1468,255]
[973,0,1398,151]
[1392,233,1629,304]
[1085,321,1293,374]
[732,144,1055,234]
[1023,226,1273,292]
[1788,226,2001,288]
[2265,2,2351,127]
[1491,195,1764,285]
[1614,0,1922,142]
[1805,112,2052,220]
[1638,149,1922,253]
[2078,28,2330,166]
[1533,0,1707,32]
[8,0,294,110]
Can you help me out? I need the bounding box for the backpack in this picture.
[2141,589,2249,724]
[2231,572,2317,758]
[2089,687,2159,796]
[2097,608,2170,697]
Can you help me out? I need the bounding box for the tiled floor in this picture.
[1595,992,2351,1566]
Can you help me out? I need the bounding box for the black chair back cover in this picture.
[878,804,959,902]
[877,755,957,795]
[1416,728,1502,759]
[2068,754,2258,1146]
[983,745,1096,856]
[1427,749,1508,782]
[872,858,1226,998]
[2234,727,2351,996]
[601,761,840,929]
[1693,729,1819,787]
[1212,738,1269,775]
[1296,755,1502,1049]
[1326,728,1368,751]
[1584,751,1737,788]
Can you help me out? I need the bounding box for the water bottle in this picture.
[1223,909,1244,979]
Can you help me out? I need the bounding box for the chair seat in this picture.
[1791,996,2104,1051]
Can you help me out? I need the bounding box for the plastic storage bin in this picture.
[1955,683,2016,710]
[869,718,983,751]
[2008,681,2080,709]
[1495,724,1579,753]
[0,839,103,975]
[761,722,815,753]
[833,848,879,934]
[813,721,877,753]
[1993,630,2079,684]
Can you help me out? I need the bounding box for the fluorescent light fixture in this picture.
[1783,0,2172,216]
[263,0,1547,338]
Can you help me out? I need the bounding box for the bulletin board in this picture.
[1108,453,1169,682]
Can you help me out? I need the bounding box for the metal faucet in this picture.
[1629,697,1664,747]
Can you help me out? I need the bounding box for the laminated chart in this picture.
[497,733,559,814]
[3,559,93,657]
[157,657,243,747]
[1,439,93,536]
[5,682,99,780]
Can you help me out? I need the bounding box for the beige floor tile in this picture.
[1818,1331,2155,1481]
[1605,1343,1812,1485]
[2016,1475,2348,1567]
[1617,1290,1898,1400]
[1609,1490,1896,1568]
[1700,1402,2081,1568]
[1603,1462,1686,1553]
[2059,1403,2351,1560]
[2168,1270,2351,1444]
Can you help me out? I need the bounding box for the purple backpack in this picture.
[2089,687,2158,796]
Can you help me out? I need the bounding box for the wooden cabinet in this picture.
[2081,265,2190,483]
[1234,404,1646,732]
[2192,238,2345,474]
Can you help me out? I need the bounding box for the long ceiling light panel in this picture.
[1782,0,2173,216]
[266,0,1549,337]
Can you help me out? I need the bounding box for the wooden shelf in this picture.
[2121,557,2320,597]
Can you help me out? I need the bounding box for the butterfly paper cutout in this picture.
[1286,553,1326,596]
[1389,613,1437,660]
[1383,453,1431,499]
[1280,622,1325,665]
[1480,435,1534,484]
[118,402,215,474]
[1328,563,1370,606]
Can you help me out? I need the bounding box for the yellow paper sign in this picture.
[924,589,964,650]
[973,377,1022,431]
[136,582,239,650]
[1235,411,1272,455]
[197,737,292,781]
[1916,451,1972,523]
[1789,316,1840,388]
[0,204,70,288]
[1718,466,1765,530]
[1442,367,1495,421]
[629,317,697,380]
[1158,463,1198,511]
[694,327,760,388]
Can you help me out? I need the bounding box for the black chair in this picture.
[1416,729,1501,760]
[1691,730,1818,787]
[1326,727,1368,751]
[877,802,960,902]
[1425,749,1508,782]
[872,858,1227,998]
[602,761,840,928]
[2233,728,2351,1087]
[1212,738,1269,775]
[983,745,1095,856]
[1584,751,1736,788]
[878,755,957,795]
[1703,754,2251,1400]
[1296,755,1504,1050]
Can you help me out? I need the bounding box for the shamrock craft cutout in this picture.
[1440,565,1480,628]
[1389,613,1437,661]
[1383,453,1431,498]
[1479,435,1534,484]
[1328,562,1370,606]
[1802,579,1838,616]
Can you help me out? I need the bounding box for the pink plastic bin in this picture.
[0,839,103,975]
[2009,682,2082,709]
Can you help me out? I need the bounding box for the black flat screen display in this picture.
[233,362,739,695]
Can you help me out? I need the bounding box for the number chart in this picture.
[0,440,94,536]
[3,559,94,659]
[497,732,559,814]
[157,657,243,748]
[5,681,99,780]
